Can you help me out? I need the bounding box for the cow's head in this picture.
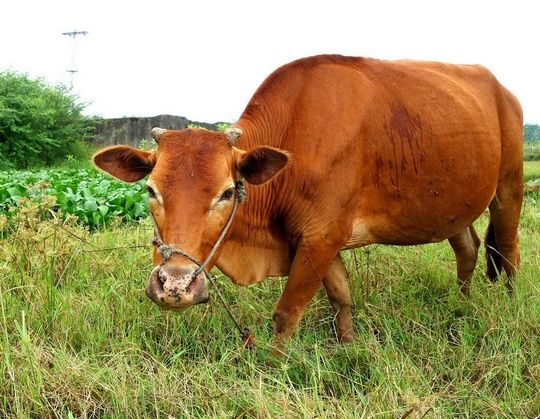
[93,127,289,310]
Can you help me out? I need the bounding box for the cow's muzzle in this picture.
[146,264,209,310]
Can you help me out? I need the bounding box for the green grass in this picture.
[1,195,539,417]
[524,160,540,182]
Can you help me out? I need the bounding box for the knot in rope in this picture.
[152,239,174,263]
[158,244,174,262]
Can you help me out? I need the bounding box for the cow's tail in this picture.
[485,220,502,282]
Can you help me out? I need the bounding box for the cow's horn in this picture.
[224,127,242,145]
[150,127,167,143]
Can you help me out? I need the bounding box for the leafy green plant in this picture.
[524,140,540,161]
[186,122,207,130]
[0,168,148,228]
[216,122,230,131]
[138,138,157,151]
[186,122,230,131]
[524,123,540,142]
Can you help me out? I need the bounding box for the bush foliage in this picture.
[0,71,93,169]
[524,123,540,142]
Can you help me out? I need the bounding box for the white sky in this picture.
[1,0,539,123]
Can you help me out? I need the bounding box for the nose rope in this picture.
[150,180,253,346]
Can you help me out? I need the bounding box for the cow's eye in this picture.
[147,186,156,199]
[219,187,234,202]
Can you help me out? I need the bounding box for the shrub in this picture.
[524,140,540,161]
[0,71,94,169]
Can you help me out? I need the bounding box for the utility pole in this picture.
[62,30,88,89]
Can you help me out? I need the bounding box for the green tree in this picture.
[0,71,93,169]
[524,124,540,142]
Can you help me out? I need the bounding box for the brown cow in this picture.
[94,55,523,351]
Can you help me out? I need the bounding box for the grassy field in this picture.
[1,193,539,417]
[524,160,540,182]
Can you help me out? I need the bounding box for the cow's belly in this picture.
[345,121,501,247]
[344,214,474,249]
[344,179,496,248]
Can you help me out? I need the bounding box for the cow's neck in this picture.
[216,181,291,285]
[216,94,295,285]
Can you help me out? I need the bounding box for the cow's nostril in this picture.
[157,269,166,286]
[197,296,210,304]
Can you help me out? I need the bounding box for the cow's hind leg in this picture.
[322,254,355,343]
[448,225,481,295]
[485,91,523,291]
[485,181,522,291]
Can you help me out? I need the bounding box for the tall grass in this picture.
[524,160,540,182]
[1,196,539,417]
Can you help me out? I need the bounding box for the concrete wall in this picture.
[93,115,222,147]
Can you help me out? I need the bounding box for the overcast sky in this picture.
[1,0,539,123]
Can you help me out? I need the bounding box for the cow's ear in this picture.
[93,146,154,182]
[236,146,290,185]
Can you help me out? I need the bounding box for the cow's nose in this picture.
[159,266,195,300]
[146,264,208,309]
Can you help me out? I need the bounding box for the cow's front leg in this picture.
[271,238,343,355]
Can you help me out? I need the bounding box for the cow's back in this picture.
[241,56,516,245]
[234,55,521,255]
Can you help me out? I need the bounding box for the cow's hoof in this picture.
[338,329,356,343]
